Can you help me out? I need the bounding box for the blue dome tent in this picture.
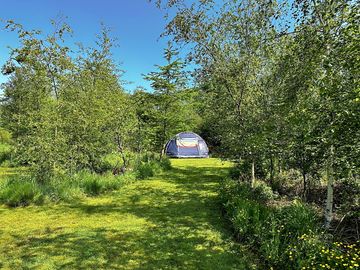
[164,132,209,158]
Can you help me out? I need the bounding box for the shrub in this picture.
[253,180,275,202]
[228,165,242,180]
[0,128,11,144]
[219,177,353,269]
[0,144,12,166]
[277,200,319,237]
[0,178,43,207]
[136,162,155,179]
[159,157,172,171]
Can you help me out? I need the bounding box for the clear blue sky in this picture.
[0,0,179,92]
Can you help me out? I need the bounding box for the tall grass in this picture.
[0,153,172,207]
[0,171,136,206]
[134,153,172,180]
[0,177,43,207]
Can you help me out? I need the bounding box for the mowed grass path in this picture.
[0,159,256,270]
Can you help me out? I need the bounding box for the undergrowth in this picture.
[0,153,172,207]
[220,178,360,269]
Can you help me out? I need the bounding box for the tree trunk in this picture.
[114,132,127,175]
[324,145,335,229]
[302,170,307,201]
[251,159,255,188]
[270,155,274,186]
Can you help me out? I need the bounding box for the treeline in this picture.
[154,0,359,228]
[0,21,199,179]
[0,0,358,231]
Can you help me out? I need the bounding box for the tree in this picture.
[1,20,136,178]
[144,42,198,154]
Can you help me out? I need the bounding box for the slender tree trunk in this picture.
[270,154,274,186]
[324,145,335,229]
[160,119,167,158]
[302,170,307,201]
[251,159,255,188]
[114,132,127,175]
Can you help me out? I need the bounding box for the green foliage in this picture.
[0,128,11,144]
[0,143,12,166]
[143,43,201,153]
[284,236,360,270]
[132,152,172,179]
[1,21,136,180]
[0,178,43,207]
[253,181,275,202]
[159,157,172,171]
[159,0,359,229]
[136,162,156,180]
[219,178,355,269]
[0,170,136,207]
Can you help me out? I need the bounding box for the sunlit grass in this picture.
[0,158,256,269]
[0,167,19,178]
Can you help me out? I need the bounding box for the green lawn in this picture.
[0,158,257,270]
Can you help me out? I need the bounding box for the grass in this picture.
[0,167,21,178]
[0,158,257,269]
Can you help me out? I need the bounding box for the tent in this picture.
[164,132,209,158]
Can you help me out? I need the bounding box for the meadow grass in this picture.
[0,167,22,178]
[0,158,257,269]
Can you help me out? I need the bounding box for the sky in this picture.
[0,0,177,92]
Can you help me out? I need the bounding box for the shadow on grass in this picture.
[1,161,256,269]
[4,227,253,270]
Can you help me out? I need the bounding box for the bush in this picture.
[0,144,12,166]
[228,165,242,180]
[0,128,11,144]
[253,180,275,202]
[0,178,43,207]
[159,157,172,171]
[220,179,271,242]
[219,178,357,269]
[136,162,155,179]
